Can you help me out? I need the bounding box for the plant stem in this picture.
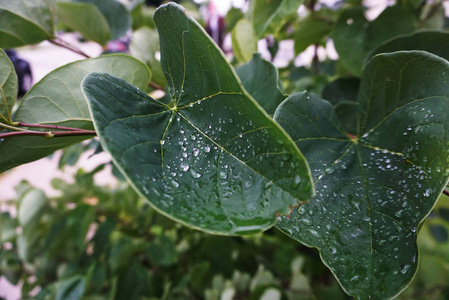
[0,130,96,139]
[443,189,449,197]
[48,38,91,58]
[148,82,164,91]
[16,122,88,132]
[0,122,28,132]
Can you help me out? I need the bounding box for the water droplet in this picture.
[181,162,190,172]
[423,189,431,197]
[219,171,228,179]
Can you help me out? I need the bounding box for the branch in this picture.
[48,38,91,58]
[16,122,88,132]
[148,82,164,91]
[443,189,449,197]
[0,130,96,139]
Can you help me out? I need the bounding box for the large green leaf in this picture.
[250,0,304,38]
[83,3,314,235]
[333,6,417,76]
[367,30,449,64]
[0,0,55,48]
[73,0,131,41]
[275,51,449,299]
[0,54,150,173]
[235,53,287,115]
[0,49,17,124]
[56,2,111,46]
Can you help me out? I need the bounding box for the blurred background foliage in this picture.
[2,0,449,298]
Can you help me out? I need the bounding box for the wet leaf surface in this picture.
[275,51,449,299]
[83,3,314,235]
[0,49,17,124]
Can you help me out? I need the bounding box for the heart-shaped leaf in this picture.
[0,54,150,173]
[235,53,287,115]
[333,6,417,76]
[0,49,17,124]
[275,51,449,299]
[0,0,55,48]
[82,3,314,235]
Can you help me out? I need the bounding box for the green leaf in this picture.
[368,31,449,64]
[293,16,332,55]
[56,2,111,46]
[235,53,287,115]
[275,51,449,299]
[129,26,167,87]
[83,3,314,235]
[250,0,304,38]
[147,235,178,267]
[73,0,131,41]
[231,19,257,64]
[0,0,55,48]
[333,6,417,76]
[0,54,150,173]
[0,49,17,124]
[55,275,86,300]
[18,189,48,227]
[321,77,360,105]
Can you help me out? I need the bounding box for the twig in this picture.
[443,189,449,197]
[16,122,88,132]
[48,38,91,58]
[0,130,96,139]
[148,82,164,91]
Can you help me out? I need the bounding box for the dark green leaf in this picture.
[275,51,449,299]
[250,0,304,38]
[55,275,86,300]
[0,0,55,48]
[333,6,417,76]
[56,2,111,46]
[147,235,178,267]
[0,54,150,173]
[115,263,152,300]
[368,30,449,64]
[83,3,314,235]
[334,101,357,136]
[322,77,360,105]
[235,53,287,115]
[0,49,16,124]
[225,7,244,32]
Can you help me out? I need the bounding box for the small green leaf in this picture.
[275,51,449,299]
[55,275,86,300]
[0,54,150,173]
[0,49,17,124]
[0,0,55,48]
[235,53,287,115]
[293,16,332,55]
[56,2,111,46]
[129,26,167,87]
[73,0,131,41]
[250,0,304,38]
[18,189,48,227]
[368,30,449,64]
[231,19,257,64]
[83,3,313,235]
[333,6,417,76]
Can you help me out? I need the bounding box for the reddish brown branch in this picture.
[16,122,88,132]
[148,82,164,91]
[0,130,96,139]
[443,189,449,197]
[48,38,91,58]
